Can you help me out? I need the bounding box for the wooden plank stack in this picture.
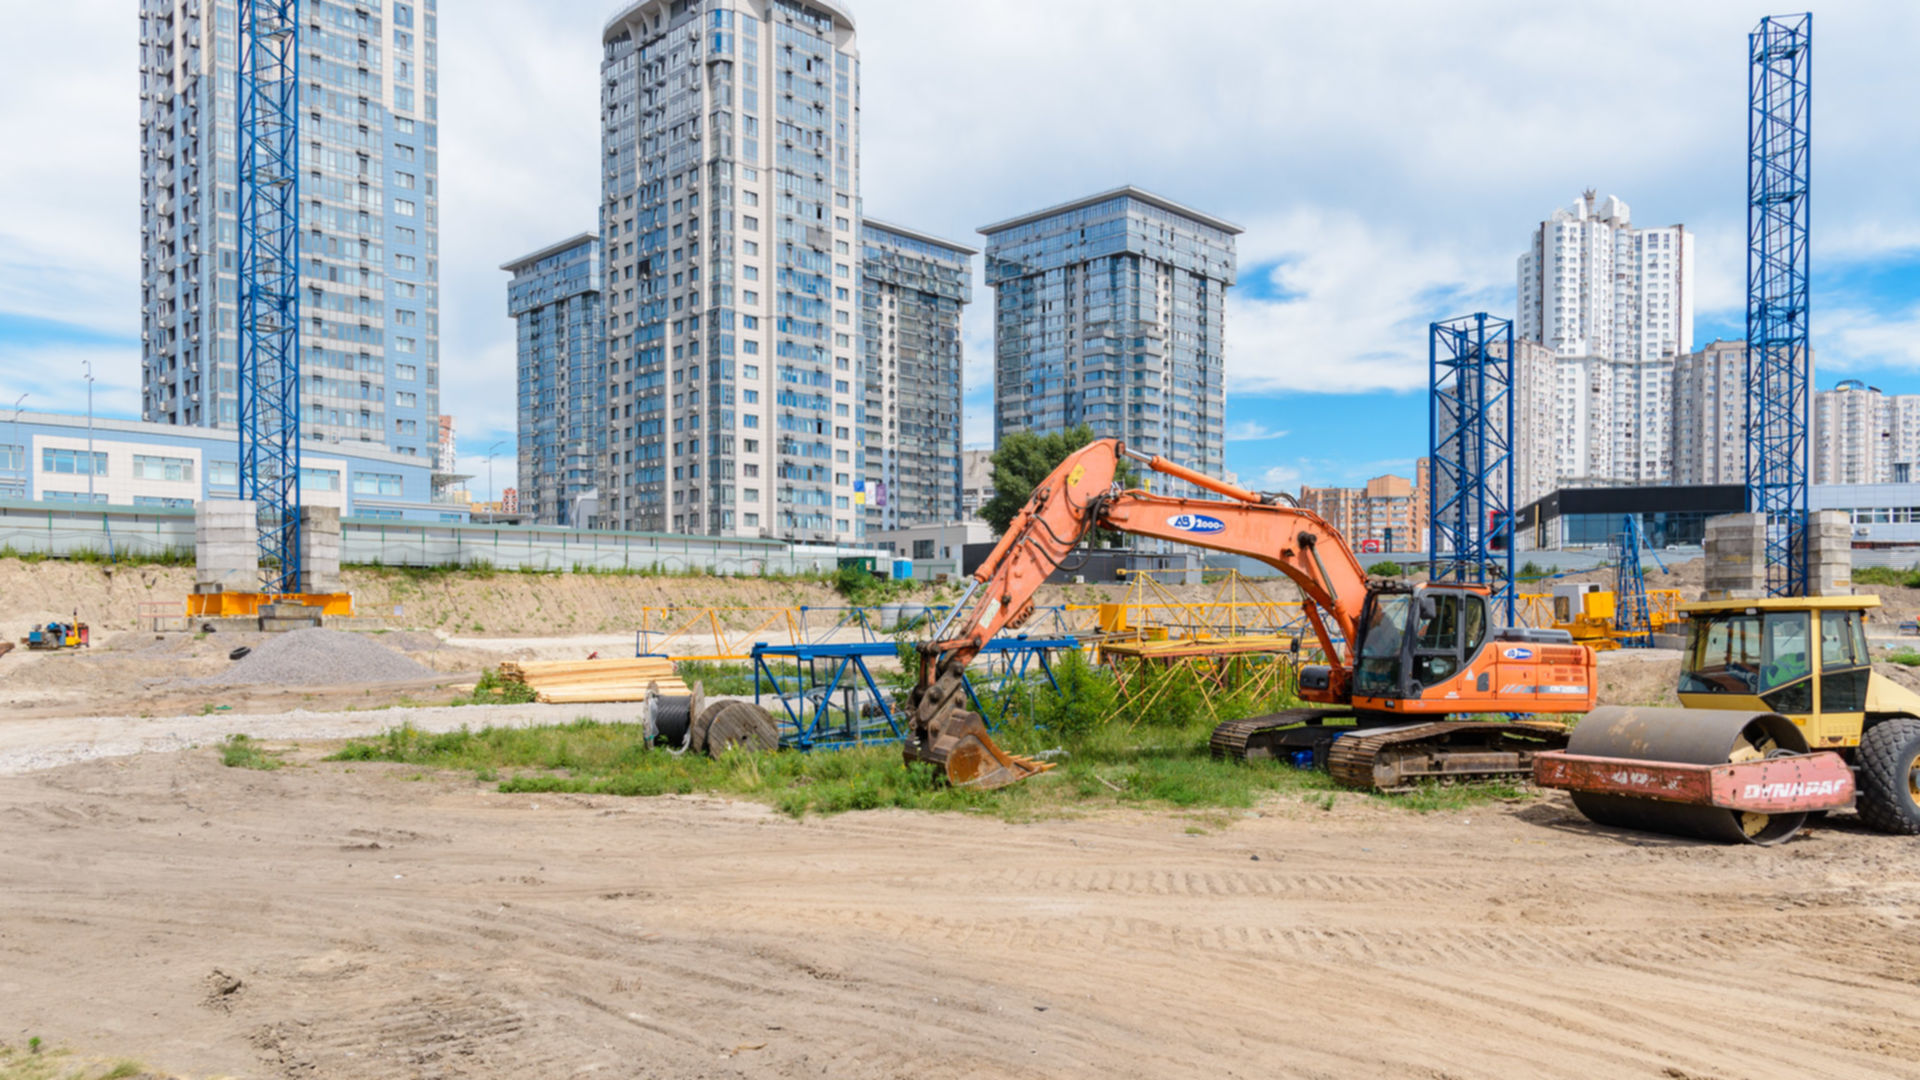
[499,657,689,704]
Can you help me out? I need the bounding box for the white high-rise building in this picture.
[599,0,862,539]
[1670,340,1750,486]
[1812,379,1920,486]
[1511,192,1691,497]
[1509,346,1674,498]
[1507,338,1556,508]
[1518,191,1694,363]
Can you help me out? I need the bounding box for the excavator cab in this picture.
[1350,584,1490,702]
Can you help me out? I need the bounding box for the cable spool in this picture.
[644,681,705,753]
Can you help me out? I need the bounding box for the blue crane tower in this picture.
[235,0,302,593]
[1429,313,1516,626]
[1746,13,1812,597]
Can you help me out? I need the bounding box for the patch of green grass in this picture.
[1854,565,1920,588]
[673,660,762,695]
[0,1043,155,1080]
[1365,560,1405,578]
[0,546,192,569]
[220,733,284,771]
[1886,650,1920,667]
[326,707,1539,821]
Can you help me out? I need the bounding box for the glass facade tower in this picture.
[599,0,862,540]
[859,220,972,529]
[979,187,1238,476]
[139,0,441,458]
[503,234,608,527]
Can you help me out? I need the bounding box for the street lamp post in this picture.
[81,362,95,502]
[485,440,504,512]
[8,393,25,496]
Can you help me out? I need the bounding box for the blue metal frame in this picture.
[1614,515,1652,647]
[750,637,1073,751]
[1747,12,1812,598]
[236,0,302,592]
[1429,314,1516,624]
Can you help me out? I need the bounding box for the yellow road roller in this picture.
[1534,595,1920,844]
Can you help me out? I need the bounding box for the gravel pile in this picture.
[200,627,438,687]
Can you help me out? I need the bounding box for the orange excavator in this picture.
[906,438,1598,790]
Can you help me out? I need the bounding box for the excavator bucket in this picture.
[906,710,1054,789]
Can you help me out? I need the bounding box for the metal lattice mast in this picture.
[237,0,301,594]
[1614,515,1652,647]
[1429,314,1516,625]
[1746,13,1812,598]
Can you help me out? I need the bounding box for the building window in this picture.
[43,490,107,504]
[360,508,404,520]
[300,467,343,492]
[133,454,195,482]
[352,472,404,496]
[133,496,194,509]
[41,448,107,476]
[208,460,239,486]
[394,198,416,217]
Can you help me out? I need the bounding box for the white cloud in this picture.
[1226,209,1505,395]
[1258,457,1421,493]
[0,341,141,421]
[1226,421,1288,442]
[6,0,1920,453]
[1258,463,1304,491]
[1819,302,1920,373]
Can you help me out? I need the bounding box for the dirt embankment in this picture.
[0,558,1268,639]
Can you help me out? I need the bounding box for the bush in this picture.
[1030,649,1120,737]
[456,666,537,705]
[1366,561,1405,578]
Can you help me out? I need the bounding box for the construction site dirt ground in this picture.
[6,559,1920,1077]
[4,744,1920,1080]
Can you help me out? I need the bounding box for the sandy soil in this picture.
[2,747,1917,1080]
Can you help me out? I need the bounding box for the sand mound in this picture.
[200,627,437,687]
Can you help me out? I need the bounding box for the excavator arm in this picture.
[906,438,1374,787]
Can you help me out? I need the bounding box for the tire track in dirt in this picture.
[4,751,1920,1079]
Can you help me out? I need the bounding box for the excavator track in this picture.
[1209,708,1357,762]
[1326,721,1571,792]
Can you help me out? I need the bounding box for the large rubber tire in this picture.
[1856,717,1920,836]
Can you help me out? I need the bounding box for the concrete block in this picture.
[196,545,260,566]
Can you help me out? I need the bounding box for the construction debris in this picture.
[500,657,689,703]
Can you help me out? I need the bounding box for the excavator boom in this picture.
[906,439,1373,786]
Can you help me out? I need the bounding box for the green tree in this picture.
[980,425,1139,544]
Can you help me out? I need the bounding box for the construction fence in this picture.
[0,501,883,576]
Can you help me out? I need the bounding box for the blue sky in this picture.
[3,1,1918,495]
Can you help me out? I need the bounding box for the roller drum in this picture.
[1566,706,1812,845]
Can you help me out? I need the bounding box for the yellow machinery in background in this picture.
[1549,583,1683,650]
[185,592,355,618]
